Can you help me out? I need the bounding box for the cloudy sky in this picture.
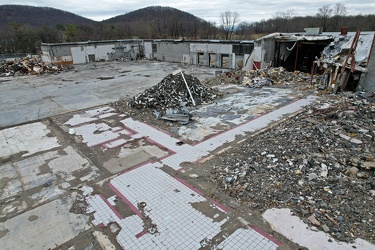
[2,0,375,23]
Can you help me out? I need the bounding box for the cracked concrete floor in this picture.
[1,62,374,250]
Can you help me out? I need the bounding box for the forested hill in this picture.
[0,5,217,41]
[0,5,97,28]
[104,6,204,23]
[102,6,217,39]
[1,4,373,54]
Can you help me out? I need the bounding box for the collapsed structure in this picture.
[38,28,374,93]
[249,28,375,94]
[1,28,374,249]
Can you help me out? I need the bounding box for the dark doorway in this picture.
[275,40,332,72]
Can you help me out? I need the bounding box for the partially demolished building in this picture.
[246,28,375,93]
[40,39,254,69]
[40,28,375,93]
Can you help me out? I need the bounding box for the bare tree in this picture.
[237,21,253,39]
[332,3,347,31]
[272,9,296,32]
[220,11,239,40]
[316,5,332,31]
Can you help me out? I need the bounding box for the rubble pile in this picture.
[0,58,73,77]
[205,95,375,243]
[128,72,221,110]
[242,67,312,87]
[203,70,245,86]
[203,67,317,88]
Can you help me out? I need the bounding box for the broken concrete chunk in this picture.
[339,134,363,144]
[308,173,318,181]
[308,215,321,226]
[345,166,359,177]
[320,163,328,177]
[321,224,330,233]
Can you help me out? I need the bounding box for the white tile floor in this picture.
[0,122,60,158]
[83,96,317,249]
[88,164,226,250]
[64,106,116,126]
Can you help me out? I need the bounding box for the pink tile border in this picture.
[99,194,123,220]
[173,176,229,213]
[135,229,148,239]
[248,224,283,246]
[119,160,155,175]
[174,177,204,196]
[108,183,142,218]
[145,137,176,154]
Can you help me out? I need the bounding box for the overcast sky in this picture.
[2,0,375,23]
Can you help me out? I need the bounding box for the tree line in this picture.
[0,3,374,54]
[235,4,375,39]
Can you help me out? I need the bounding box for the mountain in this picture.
[0,5,96,28]
[102,6,217,39]
[0,5,219,53]
[103,6,204,24]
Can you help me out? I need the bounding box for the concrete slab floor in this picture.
[0,61,219,128]
[0,194,89,250]
[1,61,374,250]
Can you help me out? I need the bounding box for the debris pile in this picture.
[128,72,221,110]
[242,67,313,87]
[203,67,316,88]
[154,107,191,124]
[203,70,245,86]
[1,58,73,77]
[205,95,375,243]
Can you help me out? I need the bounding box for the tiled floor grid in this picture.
[81,96,316,249]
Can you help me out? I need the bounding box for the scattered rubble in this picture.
[203,67,324,89]
[123,71,221,110]
[154,107,192,124]
[1,58,73,77]
[203,94,375,243]
[242,67,313,87]
[203,70,245,86]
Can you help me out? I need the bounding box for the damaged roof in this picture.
[319,32,375,72]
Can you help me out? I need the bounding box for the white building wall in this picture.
[85,46,96,59]
[242,54,252,70]
[156,42,189,62]
[190,43,233,68]
[41,51,51,63]
[143,42,153,59]
[71,47,87,64]
[96,45,114,61]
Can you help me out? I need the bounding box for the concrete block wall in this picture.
[190,43,234,68]
[155,42,189,62]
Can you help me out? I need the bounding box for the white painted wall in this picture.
[41,51,51,63]
[96,45,114,61]
[71,47,87,64]
[143,42,153,59]
[190,43,233,68]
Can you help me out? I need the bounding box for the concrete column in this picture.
[362,37,375,93]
